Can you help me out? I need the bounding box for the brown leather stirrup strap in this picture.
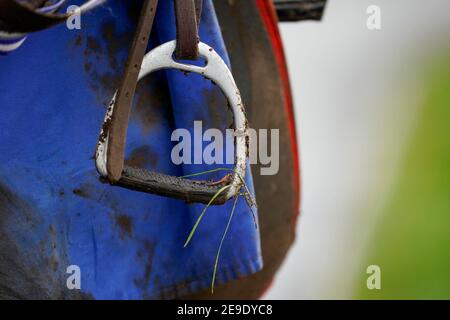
[106,0,159,182]
[174,0,203,60]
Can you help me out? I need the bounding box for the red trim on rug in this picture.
[255,0,301,299]
[255,0,301,226]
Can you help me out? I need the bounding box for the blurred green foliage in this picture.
[357,50,450,299]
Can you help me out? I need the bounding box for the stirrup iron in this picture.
[95,2,248,205]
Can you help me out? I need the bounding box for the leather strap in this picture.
[106,0,159,182]
[174,0,203,60]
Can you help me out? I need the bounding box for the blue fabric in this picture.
[0,0,262,299]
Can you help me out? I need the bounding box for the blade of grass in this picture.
[180,167,233,179]
[181,167,256,209]
[181,167,257,227]
[184,184,232,248]
[211,195,239,293]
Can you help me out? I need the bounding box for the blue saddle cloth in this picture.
[0,0,262,299]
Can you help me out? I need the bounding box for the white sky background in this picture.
[264,0,450,299]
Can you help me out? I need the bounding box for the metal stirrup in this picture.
[95,1,249,205]
[96,41,248,205]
